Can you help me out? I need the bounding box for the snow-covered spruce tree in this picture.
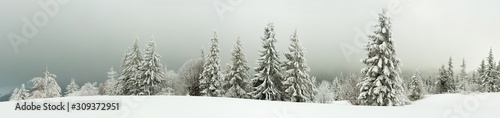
[357,10,407,106]
[251,23,283,101]
[11,84,30,100]
[447,57,457,93]
[480,48,499,92]
[408,70,424,101]
[314,80,334,103]
[179,58,205,96]
[457,58,468,93]
[222,38,251,98]
[19,84,30,100]
[199,31,224,97]
[331,77,341,101]
[473,59,487,92]
[281,30,317,102]
[104,67,119,95]
[10,88,20,100]
[29,67,61,99]
[65,78,80,96]
[137,38,165,95]
[436,65,454,93]
[118,38,143,95]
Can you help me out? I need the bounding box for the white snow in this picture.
[1,93,499,118]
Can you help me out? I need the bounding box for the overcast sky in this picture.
[1,0,500,88]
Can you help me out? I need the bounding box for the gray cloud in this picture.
[1,0,499,88]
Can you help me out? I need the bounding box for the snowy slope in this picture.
[1,93,499,118]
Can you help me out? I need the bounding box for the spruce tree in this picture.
[137,38,165,95]
[436,65,453,93]
[357,10,407,106]
[448,57,456,92]
[11,85,31,100]
[457,58,468,92]
[480,48,499,92]
[104,67,119,95]
[65,78,80,96]
[251,23,283,101]
[9,88,19,100]
[408,70,424,101]
[331,77,341,101]
[199,31,224,97]
[118,38,143,95]
[281,30,317,102]
[476,59,486,89]
[448,57,454,79]
[19,84,30,100]
[223,38,251,98]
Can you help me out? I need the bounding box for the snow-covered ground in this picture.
[1,93,499,118]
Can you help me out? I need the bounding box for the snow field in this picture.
[1,93,499,118]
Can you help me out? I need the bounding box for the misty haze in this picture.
[1,0,500,118]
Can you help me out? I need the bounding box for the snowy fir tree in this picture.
[199,31,224,97]
[331,77,341,101]
[137,38,165,95]
[19,84,30,100]
[457,59,468,92]
[281,30,317,102]
[10,88,19,100]
[222,38,251,98]
[65,78,80,96]
[480,48,499,92]
[447,57,457,92]
[357,10,407,106]
[10,84,30,101]
[408,70,425,101]
[104,67,119,95]
[436,65,454,93]
[314,80,334,103]
[475,59,487,90]
[178,57,205,96]
[29,67,62,99]
[448,57,454,80]
[251,23,283,101]
[118,38,143,95]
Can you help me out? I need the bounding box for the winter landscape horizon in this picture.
[1,0,500,118]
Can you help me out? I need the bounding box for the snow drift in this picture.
[1,93,499,118]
